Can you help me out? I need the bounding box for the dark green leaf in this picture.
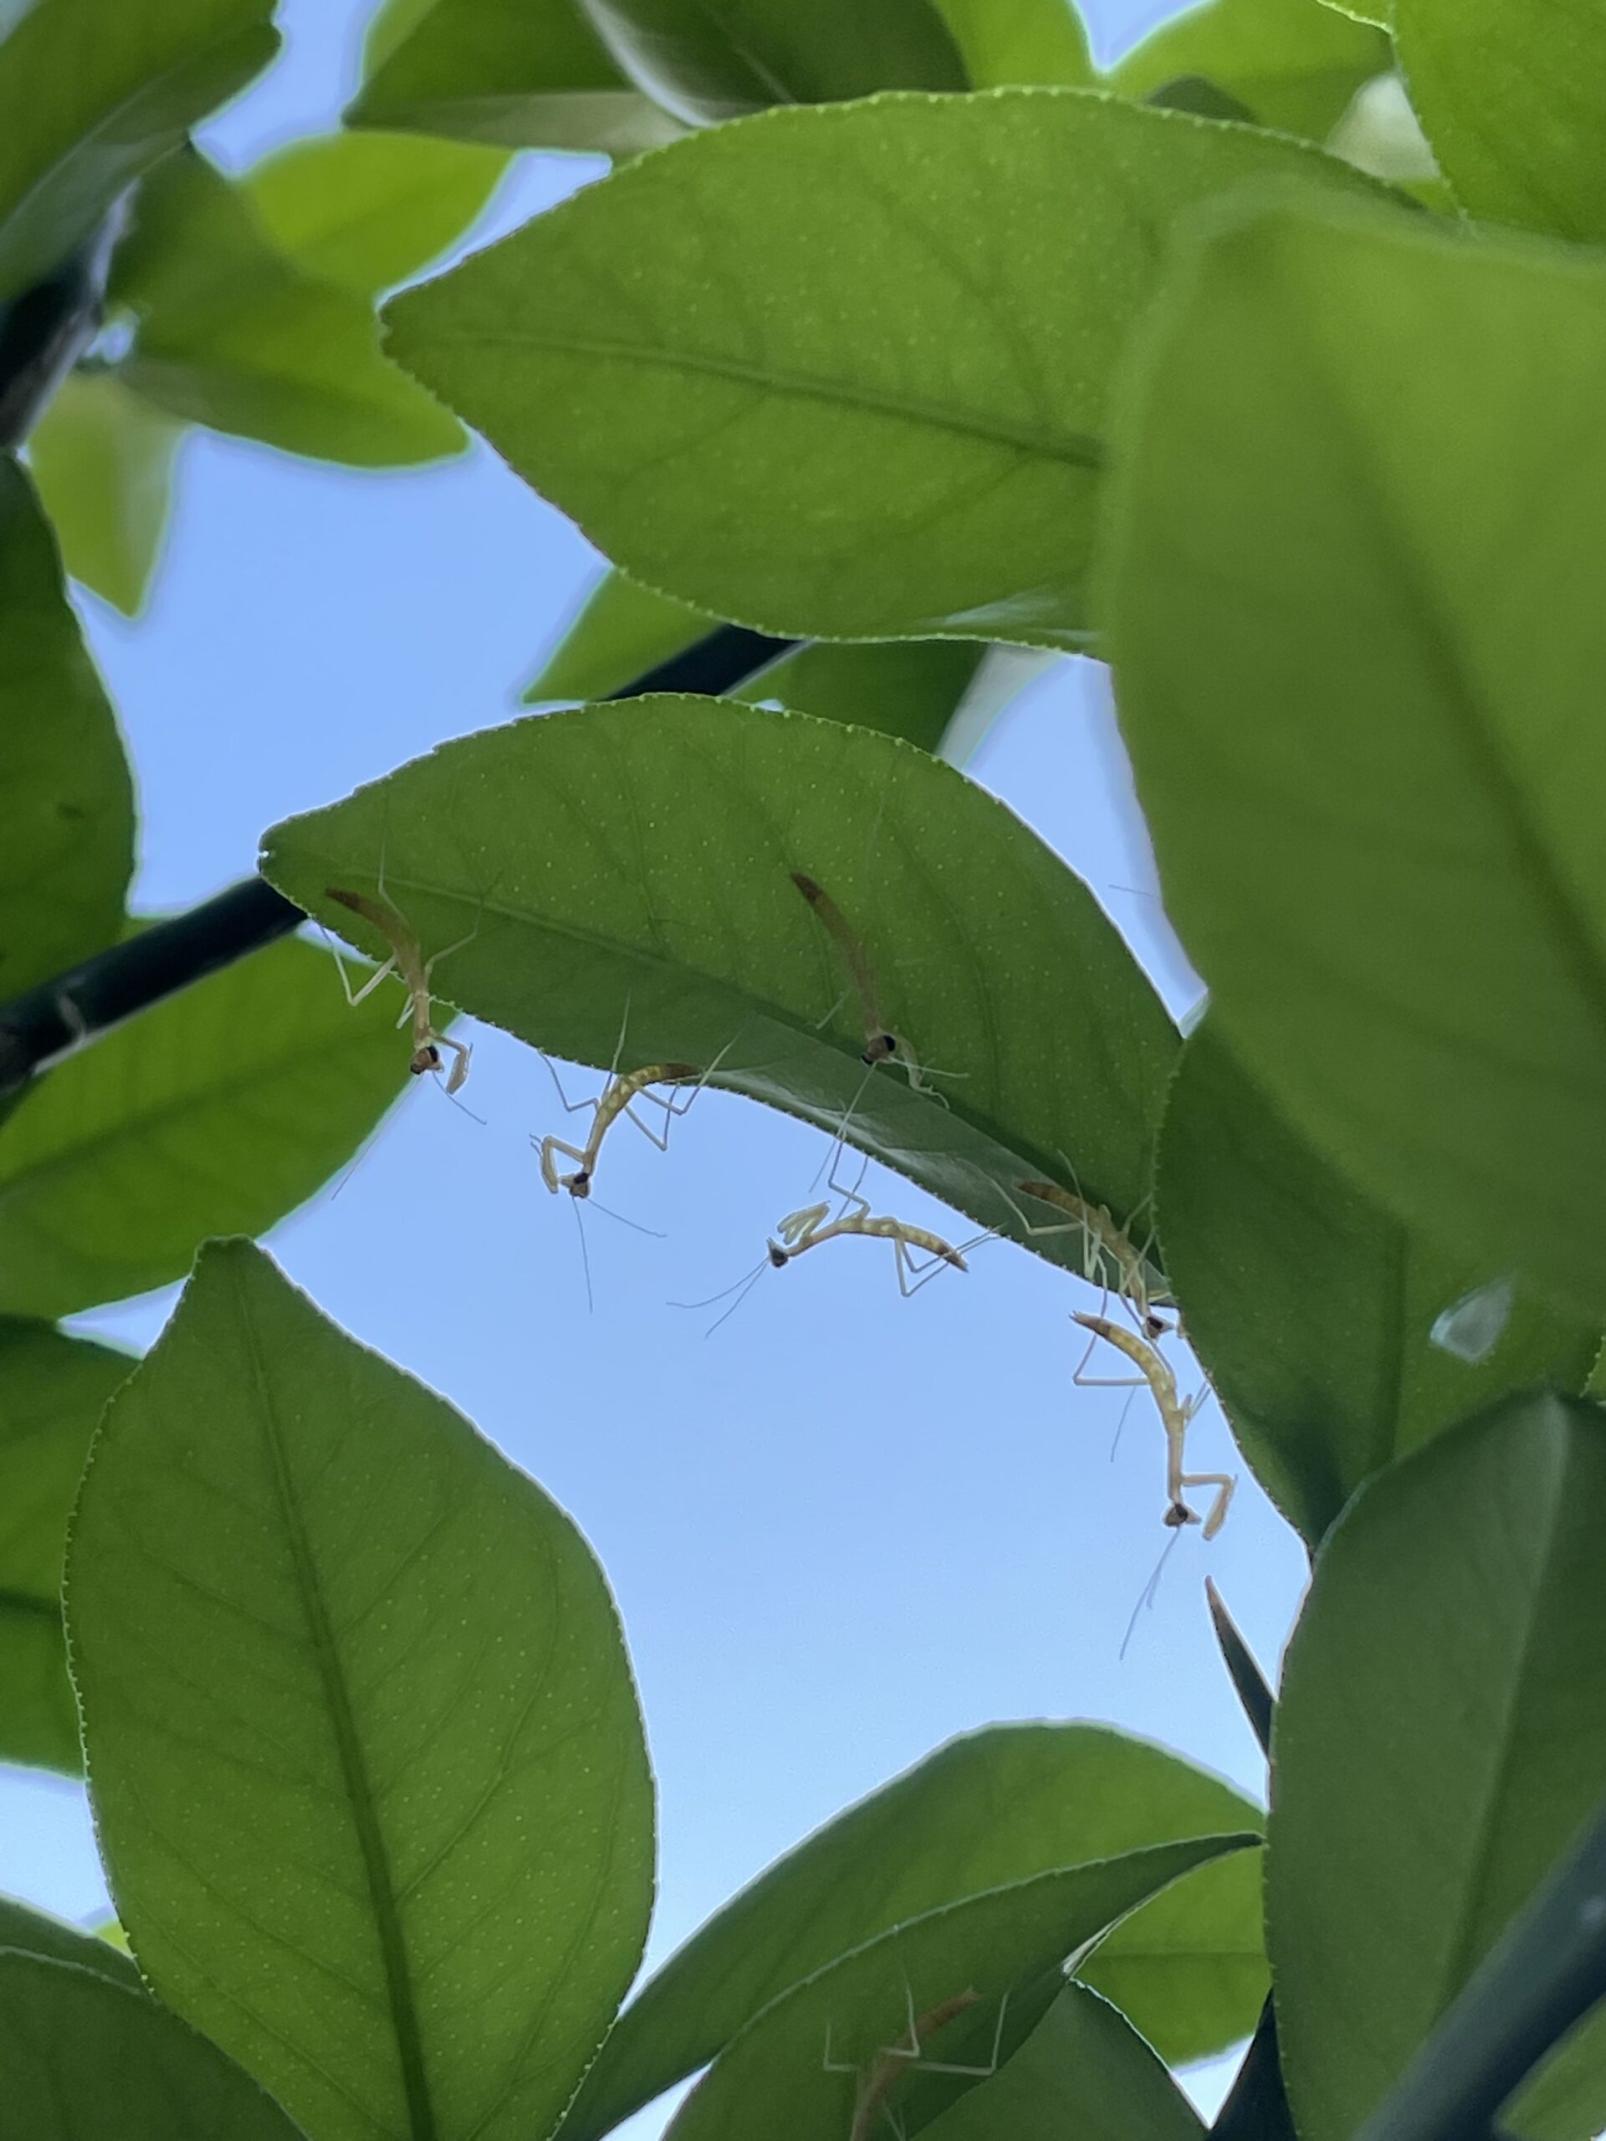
[576,0,965,127]
[1106,0,1388,140]
[243,129,509,299]
[26,370,183,616]
[0,0,278,299]
[0,1953,306,2139]
[0,1320,132,1771]
[69,1240,653,2141]
[0,931,405,1317]
[1104,197,1606,1314]
[0,459,133,993]
[932,0,1093,85]
[664,1837,1252,2141]
[560,1723,1261,2139]
[350,0,681,153]
[262,696,1180,1286]
[0,1891,142,1987]
[1212,1998,1297,2141]
[1156,1024,1598,1545]
[113,147,463,467]
[386,92,1391,649]
[919,1983,1205,2139]
[1393,0,1606,243]
[1267,1394,1606,2141]
[1205,1578,1274,1763]
[524,569,715,702]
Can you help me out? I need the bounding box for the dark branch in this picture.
[0,206,124,451]
[605,622,796,699]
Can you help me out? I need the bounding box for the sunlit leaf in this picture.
[26,370,183,617]
[932,0,1092,85]
[70,1241,654,2141]
[1106,0,1388,140]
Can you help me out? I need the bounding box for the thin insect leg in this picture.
[1180,1473,1235,1541]
[821,2022,856,2075]
[811,985,851,1034]
[1120,1526,1184,1660]
[894,1240,960,1300]
[540,1052,601,1119]
[911,1990,1011,2077]
[812,1058,876,1191]
[621,1093,682,1154]
[825,1138,873,1210]
[320,921,400,1010]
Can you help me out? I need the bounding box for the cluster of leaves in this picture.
[1,0,1604,2138]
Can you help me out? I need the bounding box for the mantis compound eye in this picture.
[410,1043,442,1077]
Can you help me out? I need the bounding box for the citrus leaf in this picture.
[69,1240,654,2141]
[385,91,1391,649]
[932,0,1093,86]
[0,1891,141,1987]
[1106,0,1389,141]
[26,370,183,616]
[1104,197,1606,1313]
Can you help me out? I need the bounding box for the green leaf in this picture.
[113,147,463,467]
[69,1240,653,2141]
[734,641,988,756]
[1157,1024,1598,1546]
[0,1953,307,2139]
[261,696,1180,1286]
[560,1723,1260,2139]
[0,0,279,300]
[26,370,183,616]
[0,1891,142,1987]
[932,0,1093,86]
[665,1837,1250,2141]
[1266,1393,1606,2141]
[1106,0,1388,141]
[918,1983,1205,2139]
[525,569,719,701]
[0,459,134,993]
[1205,1577,1274,1764]
[1212,1998,1297,2141]
[1393,0,1606,243]
[350,0,682,153]
[1079,1846,1266,2067]
[577,0,965,127]
[243,129,509,299]
[1103,197,1606,1315]
[385,91,1391,650]
[0,930,405,1317]
[0,1320,132,1771]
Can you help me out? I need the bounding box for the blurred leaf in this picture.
[0,1892,142,1986]
[0,1953,307,2139]
[932,0,1093,85]
[0,459,133,994]
[0,931,406,1317]
[919,1983,1205,2139]
[0,0,278,300]
[262,697,1180,1290]
[0,1319,132,1771]
[1106,0,1388,140]
[525,569,716,701]
[734,641,988,754]
[70,1240,653,2141]
[113,147,463,466]
[27,369,182,616]
[1394,0,1606,243]
[560,1723,1260,2139]
[1105,198,1606,1315]
[1326,72,1451,209]
[1267,1394,1606,2141]
[243,128,509,298]
[385,92,1391,649]
[576,0,965,127]
[350,0,681,153]
[665,1836,1251,2141]
[1157,1024,1598,1546]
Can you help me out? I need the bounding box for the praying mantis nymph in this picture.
[824,1987,1003,2141]
[536,1059,702,1199]
[791,870,954,1097]
[766,1191,972,1293]
[1011,1175,1174,1340]
[325,885,474,1095]
[1072,1310,1234,1540]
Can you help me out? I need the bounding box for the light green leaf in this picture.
[0,1320,132,1771]
[243,129,509,298]
[919,1983,1205,2140]
[663,1836,1252,2141]
[26,370,183,616]
[1393,0,1606,243]
[734,641,988,755]
[113,147,463,467]
[1157,1023,1598,1546]
[0,1892,142,1987]
[577,0,965,127]
[1267,1394,1606,2141]
[385,91,1391,649]
[0,931,406,1318]
[0,0,278,300]
[1320,0,1386,22]
[350,0,681,153]
[560,1723,1260,2140]
[0,1953,307,2139]
[932,0,1092,86]
[69,1240,653,2141]
[261,697,1180,1288]
[1106,0,1388,141]
[1078,1846,1266,2068]
[524,569,718,701]
[1104,198,1606,1315]
[0,459,133,994]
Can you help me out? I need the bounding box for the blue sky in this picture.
[0,1,1310,2127]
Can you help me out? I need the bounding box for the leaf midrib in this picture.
[234,1265,437,2141]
